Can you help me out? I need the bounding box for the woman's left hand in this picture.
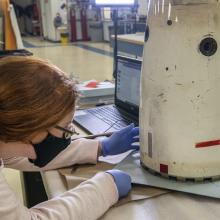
[101,124,139,156]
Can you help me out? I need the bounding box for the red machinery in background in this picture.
[80,5,89,41]
[69,0,89,41]
[70,6,77,42]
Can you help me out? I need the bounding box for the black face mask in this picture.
[29,133,71,168]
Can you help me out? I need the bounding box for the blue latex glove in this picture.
[101,123,139,156]
[106,169,131,199]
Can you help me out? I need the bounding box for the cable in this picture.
[112,8,118,79]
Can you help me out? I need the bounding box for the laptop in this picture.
[73,55,142,134]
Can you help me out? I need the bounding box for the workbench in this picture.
[110,33,144,57]
[41,124,220,220]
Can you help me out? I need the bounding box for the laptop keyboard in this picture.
[87,106,132,130]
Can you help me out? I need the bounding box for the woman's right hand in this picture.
[106,170,131,199]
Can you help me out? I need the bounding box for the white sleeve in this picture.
[3,138,99,171]
[0,168,119,220]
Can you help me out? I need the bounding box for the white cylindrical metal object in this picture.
[140,0,220,179]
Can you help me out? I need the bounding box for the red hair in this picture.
[0,56,78,142]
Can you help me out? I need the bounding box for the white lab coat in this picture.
[0,138,119,220]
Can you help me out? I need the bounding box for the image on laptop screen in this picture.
[116,56,141,111]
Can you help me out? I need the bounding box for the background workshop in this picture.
[1,0,220,219]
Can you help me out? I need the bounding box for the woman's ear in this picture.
[48,127,64,138]
[29,131,48,144]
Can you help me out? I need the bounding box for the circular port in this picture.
[199,37,217,56]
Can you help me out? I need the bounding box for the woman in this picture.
[0,56,139,220]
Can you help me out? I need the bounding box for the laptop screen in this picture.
[115,56,142,118]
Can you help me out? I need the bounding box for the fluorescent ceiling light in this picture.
[95,0,135,6]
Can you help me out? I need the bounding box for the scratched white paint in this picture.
[140,0,220,178]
